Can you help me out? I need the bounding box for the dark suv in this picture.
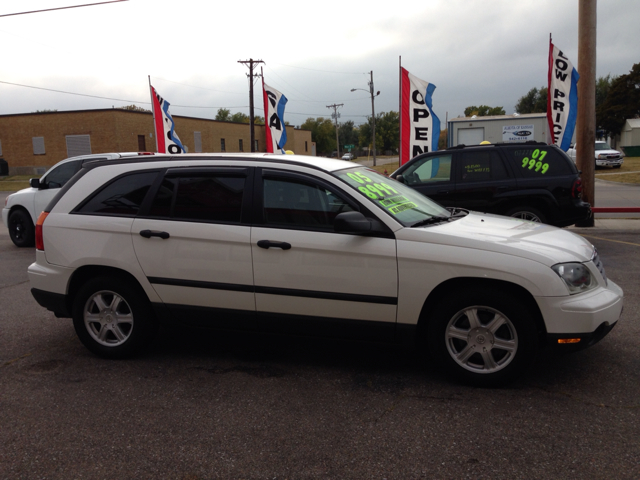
[391,142,591,227]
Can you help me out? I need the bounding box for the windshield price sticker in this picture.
[520,149,549,174]
[346,172,418,215]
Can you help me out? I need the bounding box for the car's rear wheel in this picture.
[8,209,35,247]
[505,206,547,224]
[427,288,538,387]
[72,276,157,359]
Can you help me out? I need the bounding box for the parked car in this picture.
[2,152,154,247]
[342,153,355,161]
[391,142,590,227]
[567,141,624,168]
[28,153,622,386]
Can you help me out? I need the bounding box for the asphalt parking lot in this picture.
[1,218,639,479]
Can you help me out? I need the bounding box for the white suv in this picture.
[27,153,623,386]
[2,152,154,247]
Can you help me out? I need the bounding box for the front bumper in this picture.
[596,158,623,167]
[536,279,623,349]
[2,206,10,229]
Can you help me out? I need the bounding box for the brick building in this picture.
[0,109,314,175]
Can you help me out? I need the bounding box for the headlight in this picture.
[552,263,596,294]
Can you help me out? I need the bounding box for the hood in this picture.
[398,212,594,266]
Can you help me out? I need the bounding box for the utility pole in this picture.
[238,58,264,152]
[369,71,378,166]
[327,103,343,158]
[575,0,597,227]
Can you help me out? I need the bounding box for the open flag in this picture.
[400,67,440,166]
[150,85,186,154]
[262,80,288,153]
[547,40,579,151]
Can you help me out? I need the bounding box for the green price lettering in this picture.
[358,186,377,199]
[381,183,398,194]
[348,173,364,184]
[521,152,549,175]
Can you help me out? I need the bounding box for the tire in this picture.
[505,206,547,224]
[426,288,538,387]
[8,209,35,247]
[72,276,158,359]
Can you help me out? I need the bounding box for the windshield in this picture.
[334,166,450,226]
[595,142,612,151]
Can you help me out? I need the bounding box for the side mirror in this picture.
[334,211,372,234]
[30,178,42,189]
[396,174,406,184]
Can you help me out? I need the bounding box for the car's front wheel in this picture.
[427,288,539,387]
[72,276,158,359]
[8,209,35,247]
[505,206,547,224]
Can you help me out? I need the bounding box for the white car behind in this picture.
[2,152,153,247]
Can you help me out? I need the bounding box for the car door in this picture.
[251,168,398,340]
[131,167,256,329]
[453,149,516,214]
[397,153,456,206]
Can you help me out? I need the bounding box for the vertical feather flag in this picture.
[262,80,288,153]
[400,67,440,166]
[547,39,579,151]
[150,84,186,154]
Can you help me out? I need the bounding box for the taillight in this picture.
[35,211,49,251]
[572,178,583,199]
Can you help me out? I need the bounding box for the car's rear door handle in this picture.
[437,190,450,194]
[257,240,291,250]
[139,230,170,239]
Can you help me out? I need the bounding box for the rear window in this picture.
[75,171,158,216]
[506,147,573,177]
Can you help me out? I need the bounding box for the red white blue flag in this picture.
[262,81,288,153]
[547,40,579,151]
[400,67,440,166]
[150,85,186,154]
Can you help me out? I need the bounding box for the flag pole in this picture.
[148,75,159,153]
[399,56,402,164]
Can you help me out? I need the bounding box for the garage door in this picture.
[457,128,484,145]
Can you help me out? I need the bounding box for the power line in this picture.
[0,1,128,18]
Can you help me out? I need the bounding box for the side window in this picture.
[42,160,82,189]
[508,147,572,177]
[457,151,509,183]
[263,177,354,230]
[403,154,453,185]
[76,171,158,216]
[148,174,245,223]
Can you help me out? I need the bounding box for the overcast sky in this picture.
[1,0,638,127]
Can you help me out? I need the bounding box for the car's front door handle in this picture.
[437,190,449,195]
[139,230,170,239]
[257,240,291,250]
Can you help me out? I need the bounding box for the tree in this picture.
[300,117,336,155]
[514,87,548,114]
[338,121,359,151]
[357,111,400,154]
[215,108,231,121]
[120,104,150,113]
[230,112,250,123]
[597,63,640,138]
[464,105,506,117]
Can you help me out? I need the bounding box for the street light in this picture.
[351,71,380,166]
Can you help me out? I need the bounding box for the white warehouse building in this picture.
[447,113,549,147]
